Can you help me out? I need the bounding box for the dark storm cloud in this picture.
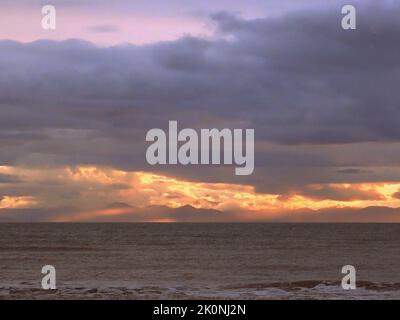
[0,0,400,193]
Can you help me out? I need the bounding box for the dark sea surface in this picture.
[0,223,399,299]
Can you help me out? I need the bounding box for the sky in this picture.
[1,0,400,222]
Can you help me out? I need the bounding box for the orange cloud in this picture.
[0,195,37,209]
[2,165,400,219]
[59,166,400,212]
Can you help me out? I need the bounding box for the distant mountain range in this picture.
[0,204,400,222]
[91,203,228,222]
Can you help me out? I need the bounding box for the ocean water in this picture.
[0,223,400,299]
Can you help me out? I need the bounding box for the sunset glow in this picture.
[1,165,400,220]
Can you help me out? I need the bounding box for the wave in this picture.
[223,280,400,291]
[2,280,400,300]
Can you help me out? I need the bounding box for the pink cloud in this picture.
[0,7,210,45]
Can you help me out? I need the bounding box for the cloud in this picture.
[1,2,399,136]
[0,0,400,217]
[0,173,21,183]
[392,191,400,200]
[0,165,399,220]
[281,184,384,202]
[0,195,37,209]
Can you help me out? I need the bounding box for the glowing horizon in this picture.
[2,165,400,222]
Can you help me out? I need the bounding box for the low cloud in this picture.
[281,184,384,202]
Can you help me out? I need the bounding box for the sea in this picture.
[0,223,399,299]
